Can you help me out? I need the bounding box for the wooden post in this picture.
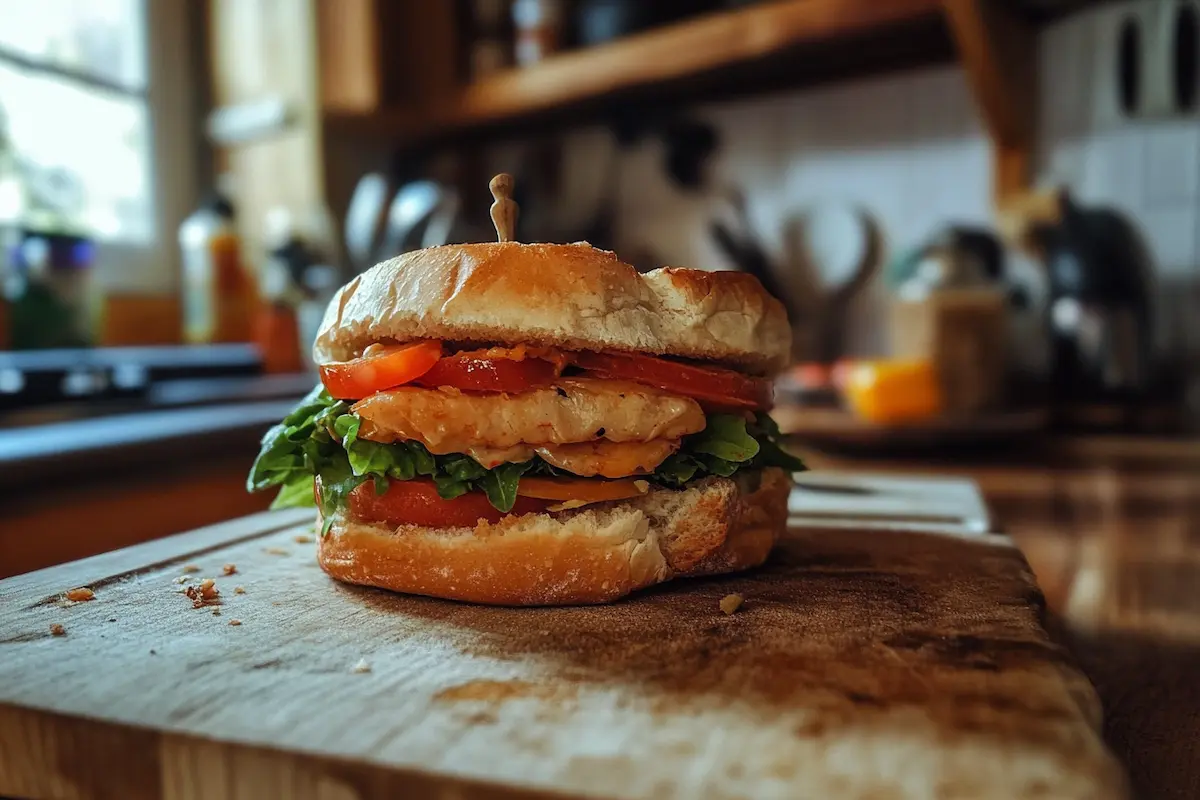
[942,0,1037,203]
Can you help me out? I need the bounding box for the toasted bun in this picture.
[317,468,791,606]
[314,242,791,375]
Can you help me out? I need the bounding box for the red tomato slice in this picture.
[413,349,560,393]
[346,479,551,528]
[319,341,444,400]
[571,351,772,412]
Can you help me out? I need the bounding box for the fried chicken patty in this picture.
[353,377,705,455]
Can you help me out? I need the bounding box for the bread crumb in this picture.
[352,658,371,673]
[228,619,242,627]
[263,547,290,556]
[181,564,200,574]
[173,575,191,584]
[184,579,220,608]
[293,534,314,544]
[65,587,95,602]
[719,594,744,615]
[633,480,650,493]
[234,586,246,594]
[50,623,66,636]
[222,564,237,576]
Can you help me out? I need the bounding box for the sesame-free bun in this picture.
[313,242,792,375]
[318,468,791,606]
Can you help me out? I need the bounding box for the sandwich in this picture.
[248,178,803,605]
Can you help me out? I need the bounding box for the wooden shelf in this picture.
[326,0,948,143]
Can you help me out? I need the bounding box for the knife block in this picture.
[889,289,1008,414]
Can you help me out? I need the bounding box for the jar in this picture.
[7,229,98,349]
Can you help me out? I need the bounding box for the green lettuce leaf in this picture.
[481,462,531,513]
[270,473,316,510]
[247,390,807,527]
[689,414,760,462]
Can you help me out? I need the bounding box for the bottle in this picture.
[513,0,563,66]
[179,193,255,344]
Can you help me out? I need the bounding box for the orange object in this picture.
[254,304,303,374]
[843,359,943,425]
[515,477,648,504]
[319,340,444,399]
[794,362,832,390]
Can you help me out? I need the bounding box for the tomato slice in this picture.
[346,479,551,528]
[413,348,561,393]
[516,477,649,503]
[571,351,772,412]
[319,341,444,400]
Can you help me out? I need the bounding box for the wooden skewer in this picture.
[489,173,518,243]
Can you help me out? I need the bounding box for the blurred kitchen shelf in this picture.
[326,0,950,144]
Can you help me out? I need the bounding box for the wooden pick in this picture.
[489,173,518,243]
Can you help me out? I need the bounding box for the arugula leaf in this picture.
[247,386,345,492]
[270,473,316,510]
[689,414,760,462]
[346,439,401,478]
[481,461,531,513]
[748,412,807,473]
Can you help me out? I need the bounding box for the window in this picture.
[0,0,200,292]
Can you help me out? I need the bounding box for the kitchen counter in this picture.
[1,374,315,578]
[3,384,1196,796]
[793,436,1200,800]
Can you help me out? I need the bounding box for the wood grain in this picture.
[0,508,1124,799]
[798,437,1200,799]
[327,0,945,142]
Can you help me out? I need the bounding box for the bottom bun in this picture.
[317,467,791,606]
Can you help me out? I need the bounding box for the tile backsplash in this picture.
[556,2,1199,369]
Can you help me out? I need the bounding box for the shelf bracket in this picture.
[941,0,1037,203]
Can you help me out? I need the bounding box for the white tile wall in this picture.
[555,2,1199,363]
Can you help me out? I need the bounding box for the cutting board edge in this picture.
[0,701,576,800]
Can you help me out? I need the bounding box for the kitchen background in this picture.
[1,1,1197,569]
[2,6,1199,795]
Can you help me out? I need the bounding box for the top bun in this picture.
[313,242,792,375]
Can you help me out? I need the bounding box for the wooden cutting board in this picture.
[0,492,1125,799]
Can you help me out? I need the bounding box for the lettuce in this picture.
[247,387,807,528]
[649,412,806,489]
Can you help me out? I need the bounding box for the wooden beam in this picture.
[942,0,1037,201]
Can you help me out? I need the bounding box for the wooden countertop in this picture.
[792,437,1200,800]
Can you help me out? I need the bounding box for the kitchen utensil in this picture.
[886,225,1007,299]
[709,188,796,317]
[783,203,882,362]
[377,181,445,260]
[420,188,461,250]
[1000,188,1156,411]
[0,497,1122,799]
[343,172,392,273]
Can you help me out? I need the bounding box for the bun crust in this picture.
[313,242,792,375]
[317,468,791,605]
